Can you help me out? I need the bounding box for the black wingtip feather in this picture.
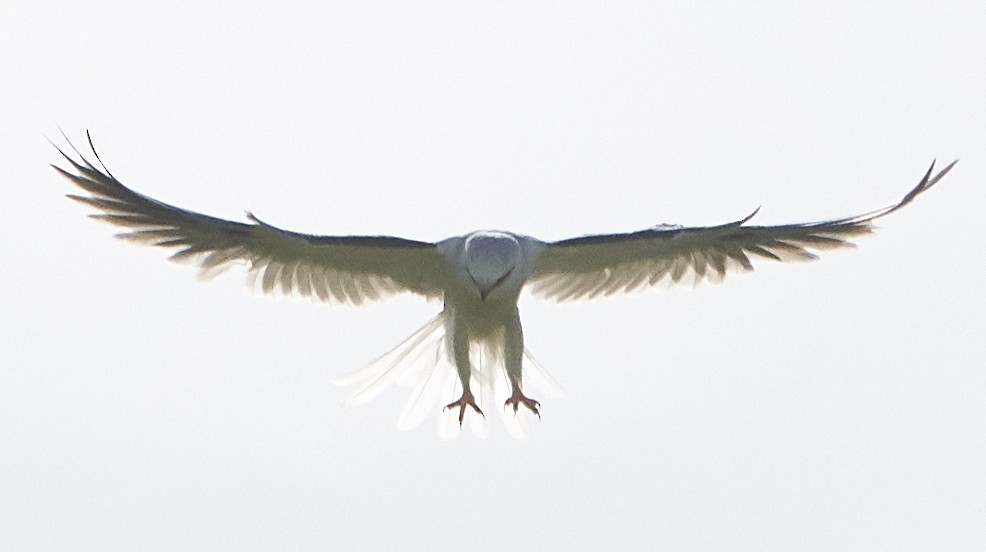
[738,206,761,225]
[889,158,957,215]
[85,130,117,181]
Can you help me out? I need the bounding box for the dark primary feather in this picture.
[528,160,956,302]
[54,133,450,305]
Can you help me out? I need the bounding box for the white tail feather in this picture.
[333,312,564,438]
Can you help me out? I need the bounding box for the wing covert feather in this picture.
[54,135,450,304]
[528,161,955,302]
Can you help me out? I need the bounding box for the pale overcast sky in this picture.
[2,1,984,550]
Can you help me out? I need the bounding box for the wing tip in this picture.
[739,206,761,224]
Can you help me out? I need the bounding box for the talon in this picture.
[444,390,484,426]
[504,389,541,419]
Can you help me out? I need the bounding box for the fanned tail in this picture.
[331,314,447,405]
[333,313,564,439]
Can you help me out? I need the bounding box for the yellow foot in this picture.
[444,391,484,425]
[504,389,541,418]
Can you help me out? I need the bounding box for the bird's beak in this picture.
[474,270,513,302]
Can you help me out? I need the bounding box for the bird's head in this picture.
[463,231,521,301]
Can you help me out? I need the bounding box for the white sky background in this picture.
[2,1,984,549]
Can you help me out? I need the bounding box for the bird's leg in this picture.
[504,385,540,418]
[502,308,540,418]
[444,317,484,426]
[444,390,484,425]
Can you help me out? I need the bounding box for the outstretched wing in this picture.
[54,134,452,305]
[528,161,956,302]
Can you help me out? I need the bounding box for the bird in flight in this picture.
[54,133,956,438]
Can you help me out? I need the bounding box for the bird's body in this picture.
[436,232,544,424]
[54,134,955,438]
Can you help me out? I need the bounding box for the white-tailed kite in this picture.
[54,134,956,438]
